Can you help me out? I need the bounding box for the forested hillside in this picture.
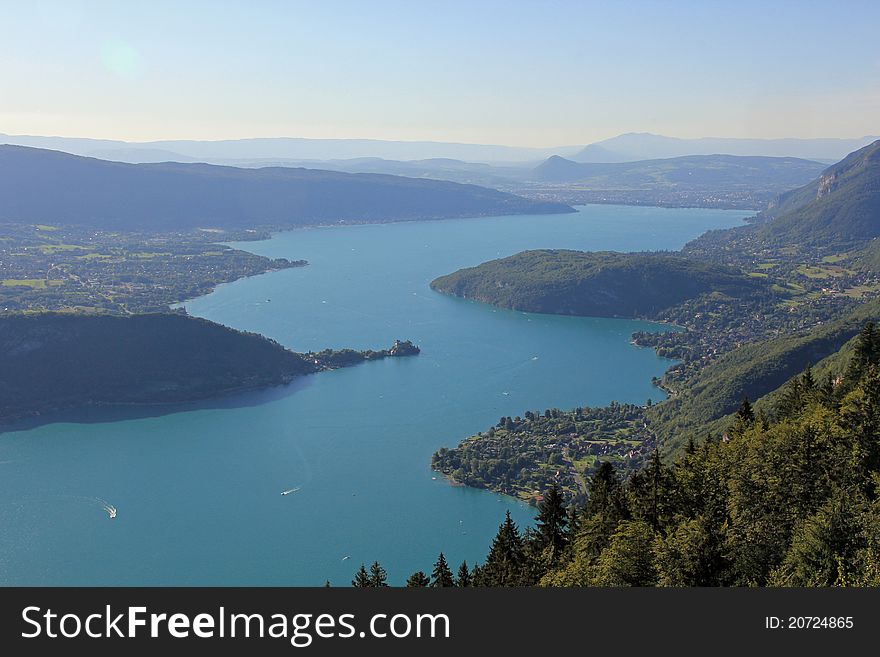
[0,145,572,231]
[431,250,760,318]
[361,325,880,587]
[0,313,418,427]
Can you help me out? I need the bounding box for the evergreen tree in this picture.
[535,484,568,564]
[352,564,371,587]
[730,395,756,436]
[590,520,658,586]
[405,571,430,587]
[455,560,472,587]
[778,378,804,419]
[478,511,526,586]
[430,552,455,587]
[369,561,388,587]
[566,505,581,545]
[770,489,868,586]
[801,365,815,391]
[818,371,837,407]
[845,322,880,389]
[630,450,672,532]
[585,461,625,520]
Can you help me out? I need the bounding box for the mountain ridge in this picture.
[574,132,879,163]
[0,145,573,231]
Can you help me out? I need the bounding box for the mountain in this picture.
[0,146,573,231]
[648,298,880,451]
[754,140,880,247]
[214,156,525,187]
[573,133,878,163]
[430,249,760,318]
[0,133,580,164]
[530,154,825,189]
[0,313,316,424]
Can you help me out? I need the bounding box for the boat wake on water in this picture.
[281,487,302,496]
[96,498,117,519]
[92,497,117,520]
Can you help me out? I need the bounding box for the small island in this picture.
[308,339,420,370]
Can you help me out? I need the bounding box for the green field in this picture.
[1,278,63,289]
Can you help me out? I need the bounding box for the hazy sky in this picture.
[1,0,878,146]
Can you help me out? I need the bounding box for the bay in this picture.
[0,205,750,585]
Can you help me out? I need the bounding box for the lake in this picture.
[0,205,750,585]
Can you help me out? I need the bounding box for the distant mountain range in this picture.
[0,145,572,231]
[3,131,874,168]
[573,133,879,164]
[531,153,826,188]
[0,133,580,164]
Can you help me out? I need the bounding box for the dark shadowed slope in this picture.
[0,313,418,426]
[0,313,315,424]
[0,145,573,230]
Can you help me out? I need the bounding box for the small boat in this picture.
[107,507,117,519]
[341,555,351,561]
[281,487,301,496]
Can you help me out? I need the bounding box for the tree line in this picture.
[351,323,880,586]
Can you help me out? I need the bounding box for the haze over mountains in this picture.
[684,139,880,252]
[0,145,571,230]
[573,133,879,164]
[0,133,579,165]
[1,131,875,167]
[531,154,825,187]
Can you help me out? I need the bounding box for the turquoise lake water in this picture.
[0,205,751,585]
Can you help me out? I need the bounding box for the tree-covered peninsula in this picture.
[0,313,418,427]
[430,249,760,318]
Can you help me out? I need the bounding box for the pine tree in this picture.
[405,570,430,587]
[736,396,754,423]
[730,396,756,436]
[456,560,472,587]
[818,371,837,407]
[478,511,526,586]
[369,561,388,587]
[801,365,815,391]
[585,461,624,519]
[352,564,371,587]
[431,552,455,587]
[566,505,581,544]
[778,378,804,419]
[535,484,568,564]
[845,322,880,389]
